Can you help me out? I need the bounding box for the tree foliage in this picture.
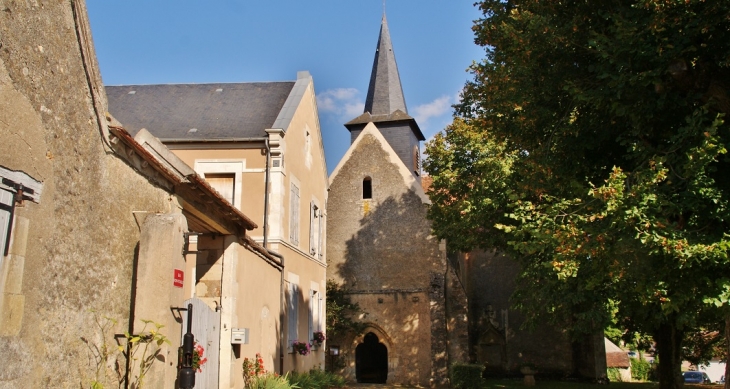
[325,279,366,340]
[425,1,730,388]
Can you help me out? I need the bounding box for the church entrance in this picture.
[355,332,388,383]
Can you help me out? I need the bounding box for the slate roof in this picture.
[105,82,296,140]
[363,14,408,116]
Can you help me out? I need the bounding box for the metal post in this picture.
[178,303,195,389]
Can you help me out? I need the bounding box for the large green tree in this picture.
[425,1,730,388]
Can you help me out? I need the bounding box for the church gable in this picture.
[329,123,429,204]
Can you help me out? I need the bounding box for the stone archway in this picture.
[355,332,388,383]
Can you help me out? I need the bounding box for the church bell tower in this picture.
[344,14,425,180]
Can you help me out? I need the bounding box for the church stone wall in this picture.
[327,131,449,386]
[0,2,176,387]
[459,249,574,374]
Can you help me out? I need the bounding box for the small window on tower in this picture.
[363,177,372,199]
[413,145,421,176]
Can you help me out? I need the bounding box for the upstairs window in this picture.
[309,202,320,257]
[363,177,372,199]
[413,145,421,176]
[204,173,235,205]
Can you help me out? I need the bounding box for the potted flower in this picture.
[312,331,326,347]
[291,340,311,356]
[193,342,208,372]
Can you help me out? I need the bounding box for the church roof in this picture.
[105,81,296,140]
[363,14,408,116]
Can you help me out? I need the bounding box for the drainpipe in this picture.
[263,137,287,376]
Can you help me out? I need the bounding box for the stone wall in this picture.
[0,1,178,387]
[459,249,574,374]
[327,127,451,386]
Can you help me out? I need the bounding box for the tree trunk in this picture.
[654,321,684,389]
[725,315,730,389]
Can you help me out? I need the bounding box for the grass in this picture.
[481,380,725,389]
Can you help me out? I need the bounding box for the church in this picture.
[326,14,470,387]
[326,13,607,386]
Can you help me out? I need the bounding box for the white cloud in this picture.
[317,88,364,120]
[412,95,452,126]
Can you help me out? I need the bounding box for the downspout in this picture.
[263,137,287,376]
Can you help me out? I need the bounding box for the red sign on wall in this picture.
[173,269,184,288]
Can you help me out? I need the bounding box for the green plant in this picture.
[312,331,326,345]
[607,367,623,383]
[630,357,651,381]
[123,319,171,388]
[243,353,266,388]
[250,372,298,389]
[82,313,170,389]
[287,368,345,389]
[450,363,485,389]
[291,341,311,356]
[325,280,367,339]
[82,311,124,389]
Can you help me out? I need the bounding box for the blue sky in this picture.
[87,1,484,173]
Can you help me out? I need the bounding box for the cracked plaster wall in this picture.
[0,1,175,387]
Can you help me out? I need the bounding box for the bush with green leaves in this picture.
[630,357,651,381]
[607,367,623,383]
[248,372,296,389]
[287,368,345,389]
[450,363,485,389]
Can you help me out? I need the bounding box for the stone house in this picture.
[0,1,290,388]
[105,70,329,385]
[326,15,470,387]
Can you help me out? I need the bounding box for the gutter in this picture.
[160,137,269,143]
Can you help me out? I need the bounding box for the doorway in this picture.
[355,332,388,383]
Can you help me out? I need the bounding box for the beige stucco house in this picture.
[106,71,329,385]
[0,2,289,388]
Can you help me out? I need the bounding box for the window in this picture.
[413,145,421,176]
[309,202,319,256]
[290,183,300,245]
[0,167,42,259]
[308,288,322,343]
[204,173,235,205]
[363,177,372,199]
[0,188,13,257]
[194,161,244,210]
[287,281,300,349]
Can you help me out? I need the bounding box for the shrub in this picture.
[630,357,651,381]
[287,368,346,389]
[607,367,623,382]
[450,363,485,389]
[249,373,294,389]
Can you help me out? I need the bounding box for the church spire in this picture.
[363,14,408,116]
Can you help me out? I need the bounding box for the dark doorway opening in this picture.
[355,332,388,383]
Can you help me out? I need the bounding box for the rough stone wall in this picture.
[460,249,574,374]
[327,130,447,386]
[0,2,175,387]
[445,263,470,367]
[429,272,449,387]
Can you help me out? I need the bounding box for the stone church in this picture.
[326,13,607,386]
[326,14,469,387]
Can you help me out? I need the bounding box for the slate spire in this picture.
[364,14,408,115]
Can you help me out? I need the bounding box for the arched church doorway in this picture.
[355,332,388,383]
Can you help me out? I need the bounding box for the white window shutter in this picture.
[318,209,323,260]
[288,283,299,346]
[309,202,316,255]
[308,290,315,342]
